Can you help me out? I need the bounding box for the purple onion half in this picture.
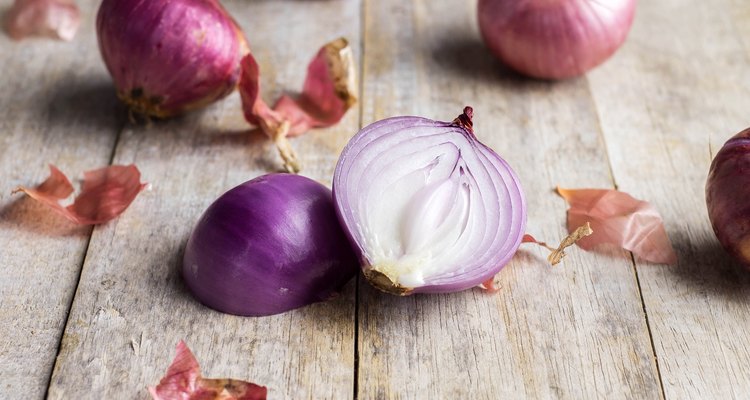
[183,174,359,316]
[97,0,249,118]
[333,107,527,295]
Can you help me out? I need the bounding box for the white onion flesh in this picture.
[333,109,526,294]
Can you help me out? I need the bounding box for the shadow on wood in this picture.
[117,107,282,173]
[190,127,282,173]
[667,230,750,301]
[0,196,90,236]
[45,79,128,134]
[429,33,563,88]
[165,236,197,305]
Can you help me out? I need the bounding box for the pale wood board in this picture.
[0,2,122,398]
[587,0,750,398]
[46,0,361,398]
[357,0,661,398]
[3,0,750,398]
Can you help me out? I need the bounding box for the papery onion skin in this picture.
[96,0,249,118]
[4,0,81,41]
[706,129,750,267]
[332,108,527,295]
[478,0,637,79]
[183,174,359,316]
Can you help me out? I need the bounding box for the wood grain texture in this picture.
[45,1,361,398]
[357,0,661,398]
[4,0,750,398]
[0,2,123,398]
[587,1,750,398]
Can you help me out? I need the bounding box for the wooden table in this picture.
[2,0,749,398]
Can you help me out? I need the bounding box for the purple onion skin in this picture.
[183,174,359,317]
[707,129,750,267]
[478,0,637,80]
[97,0,248,118]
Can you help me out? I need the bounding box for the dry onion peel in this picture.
[13,164,147,225]
[183,174,358,316]
[239,38,358,173]
[521,224,594,265]
[479,276,501,293]
[479,224,593,293]
[558,187,677,264]
[4,0,80,41]
[149,341,266,400]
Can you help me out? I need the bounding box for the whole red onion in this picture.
[97,0,248,118]
[333,107,527,295]
[478,0,637,79]
[183,174,359,316]
[706,129,750,267]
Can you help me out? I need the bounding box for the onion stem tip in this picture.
[452,106,475,134]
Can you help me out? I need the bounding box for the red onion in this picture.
[183,174,359,316]
[96,0,248,118]
[478,0,637,79]
[333,107,527,295]
[706,129,750,267]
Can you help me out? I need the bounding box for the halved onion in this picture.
[333,107,526,295]
[183,174,359,316]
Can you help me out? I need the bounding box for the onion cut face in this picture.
[333,107,527,295]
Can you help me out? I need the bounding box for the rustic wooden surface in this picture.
[588,1,750,398]
[43,1,362,399]
[0,2,122,397]
[358,1,660,399]
[1,0,749,398]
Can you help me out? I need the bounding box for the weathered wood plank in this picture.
[587,1,750,398]
[357,0,661,398]
[46,1,361,398]
[0,2,123,398]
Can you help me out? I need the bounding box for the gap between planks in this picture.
[352,1,371,398]
[43,114,127,399]
[583,76,667,400]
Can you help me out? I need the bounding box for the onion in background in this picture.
[96,0,249,118]
[478,0,637,79]
[706,129,750,267]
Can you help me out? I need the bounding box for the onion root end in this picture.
[363,269,413,296]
